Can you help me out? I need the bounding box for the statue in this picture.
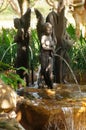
[35,9,55,89]
[14,8,31,87]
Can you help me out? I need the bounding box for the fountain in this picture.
[16,83,86,130]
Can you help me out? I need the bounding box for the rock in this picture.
[0,80,17,112]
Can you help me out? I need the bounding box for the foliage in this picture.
[0,61,11,71]
[29,29,40,69]
[0,25,86,89]
[0,28,17,65]
[0,62,28,90]
[0,28,40,90]
[0,28,40,69]
[67,24,86,72]
[66,24,76,40]
[0,71,26,90]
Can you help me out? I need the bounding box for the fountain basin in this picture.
[16,84,86,130]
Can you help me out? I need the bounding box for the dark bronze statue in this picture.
[35,9,55,89]
[14,8,31,87]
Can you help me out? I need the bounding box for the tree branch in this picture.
[0,0,10,13]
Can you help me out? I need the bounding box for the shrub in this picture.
[0,28,17,65]
[67,24,86,72]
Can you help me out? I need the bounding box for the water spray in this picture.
[29,46,34,84]
[54,53,81,93]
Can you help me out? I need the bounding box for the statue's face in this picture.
[45,23,52,35]
[14,18,21,29]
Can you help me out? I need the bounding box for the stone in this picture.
[0,80,17,112]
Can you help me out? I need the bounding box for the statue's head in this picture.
[14,18,21,29]
[43,22,53,35]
